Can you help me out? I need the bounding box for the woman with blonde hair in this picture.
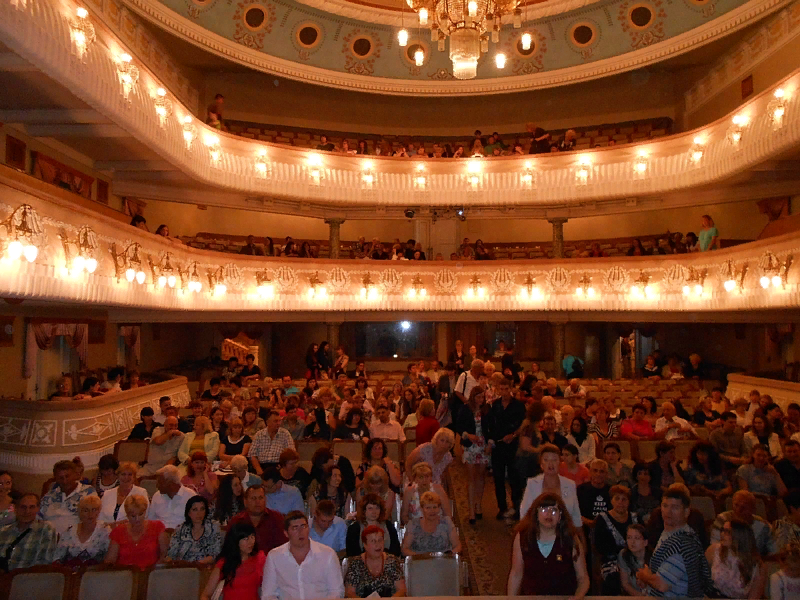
[698,214,720,252]
[414,398,440,444]
[401,491,461,556]
[98,461,148,523]
[355,465,396,522]
[56,494,110,566]
[178,416,220,467]
[405,428,455,485]
[105,495,169,568]
[346,493,401,556]
[705,517,765,598]
[401,462,451,524]
[218,417,251,467]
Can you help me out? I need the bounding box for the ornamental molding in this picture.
[123,0,789,95]
[2,0,800,207]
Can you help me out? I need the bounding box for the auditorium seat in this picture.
[297,441,329,462]
[145,565,201,600]
[404,554,462,596]
[7,566,70,600]
[333,441,364,465]
[113,439,149,464]
[78,568,135,600]
[690,495,717,524]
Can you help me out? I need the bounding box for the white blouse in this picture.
[98,485,149,523]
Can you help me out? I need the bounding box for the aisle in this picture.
[448,458,515,595]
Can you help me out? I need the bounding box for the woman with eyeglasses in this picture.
[507,492,589,598]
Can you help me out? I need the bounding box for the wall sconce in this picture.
[307,154,323,182]
[205,135,221,163]
[633,151,649,177]
[689,136,705,163]
[153,88,172,128]
[59,225,98,274]
[519,274,540,299]
[255,148,270,178]
[682,267,707,296]
[521,165,536,186]
[495,52,506,69]
[207,266,230,295]
[182,116,196,149]
[414,164,427,189]
[256,272,275,298]
[115,53,139,101]
[727,114,748,147]
[307,272,327,299]
[721,260,747,293]
[575,274,595,297]
[768,88,786,130]
[178,261,202,293]
[759,253,792,289]
[2,204,44,263]
[466,160,482,187]
[70,7,95,61]
[149,252,177,289]
[360,274,379,300]
[630,272,655,298]
[575,156,591,185]
[465,275,485,298]
[408,275,427,298]
[111,242,145,283]
[361,162,375,187]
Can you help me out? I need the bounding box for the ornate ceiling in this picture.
[126,0,788,94]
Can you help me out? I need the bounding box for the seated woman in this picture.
[166,495,223,564]
[737,444,788,497]
[75,376,102,400]
[355,466,396,522]
[604,443,634,488]
[334,408,371,442]
[99,461,148,523]
[345,525,406,598]
[705,517,766,599]
[566,417,595,464]
[641,396,659,426]
[178,416,221,468]
[401,462,451,525]
[589,406,620,443]
[213,475,245,526]
[630,462,661,524]
[218,418,251,468]
[401,491,461,556]
[201,522,265,600]
[693,396,722,429]
[559,444,590,485]
[684,441,733,500]
[128,407,157,440]
[347,493,402,557]
[242,406,266,438]
[405,428,456,485]
[105,495,169,568]
[308,465,351,519]
[641,355,661,380]
[55,494,111,566]
[93,454,119,498]
[594,485,639,595]
[181,451,219,503]
[744,414,783,461]
[356,439,402,492]
[619,524,652,596]
[308,447,356,495]
[209,407,229,440]
[507,492,589,598]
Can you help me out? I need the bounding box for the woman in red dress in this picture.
[105,495,168,568]
[201,522,266,600]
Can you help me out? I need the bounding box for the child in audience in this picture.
[619,524,651,596]
[771,541,800,600]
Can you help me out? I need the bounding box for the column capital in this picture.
[547,217,568,225]
[324,217,345,226]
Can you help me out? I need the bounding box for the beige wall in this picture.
[685,35,800,130]
[0,317,27,398]
[205,68,678,137]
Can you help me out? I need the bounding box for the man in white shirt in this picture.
[563,378,587,400]
[100,367,124,393]
[146,465,195,529]
[39,460,98,535]
[369,405,405,441]
[261,511,344,600]
[309,500,347,552]
[153,396,172,425]
[454,359,483,406]
[655,401,698,441]
[427,360,442,385]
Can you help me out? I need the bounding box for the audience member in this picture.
[310,499,347,553]
[710,411,748,469]
[776,439,800,492]
[520,444,583,528]
[771,540,800,600]
[576,459,612,530]
[262,468,304,516]
[649,441,683,491]
[711,490,776,557]
[595,485,639,594]
[229,485,288,554]
[347,493,401,557]
[129,406,157,440]
[147,465,195,529]
[213,475,245,526]
[201,522,266,600]
[139,415,184,477]
[219,418,252,466]
[344,524,406,598]
[744,414,783,460]
[164,495,222,564]
[400,462,450,525]
[0,472,14,527]
[39,459,97,535]
[772,489,800,552]
[92,454,119,498]
[630,462,661,523]
[621,403,656,441]
[370,404,405,441]
[706,516,765,598]
[54,494,110,566]
[106,494,168,568]
[249,411,295,475]
[309,465,350,519]
[560,444,591,485]
[619,524,652,595]
[684,441,733,499]
[99,461,148,523]
[737,444,788,497]
[354,466,396,523]
[589,406,620,443]
[181,451,219,503]
[0,493,57,570]
[401,491,461,556]
[405,428,455,486]
[177,416,220,469]
[656,401,697,441]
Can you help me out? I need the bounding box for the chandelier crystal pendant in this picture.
[406,0,521,80]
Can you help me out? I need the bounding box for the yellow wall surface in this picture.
[0,316,27,397]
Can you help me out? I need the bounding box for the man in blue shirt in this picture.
[309,499,347,553]
[280,375,300,396]
[262,468,304,516]
[562,353,584,379]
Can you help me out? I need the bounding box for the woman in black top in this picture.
[317,341,332,374]
[334,408,370,442]
[474,239,491,260]
[128,407,156,440]
[448,340,466,374]
[305,344,322,379]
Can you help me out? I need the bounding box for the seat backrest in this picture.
[333,441,364,464]
[9,571,66,600]
[690,495,716,523]
[404,554,461,596]
[385,440,401,463]
[78,569,135,600]
[635,441,658,462]
[140,478,158,498]
[296,441,327,462]
[114,439,149,464]
[146,566,200,600]
[612,440,632,461]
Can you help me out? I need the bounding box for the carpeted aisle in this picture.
[448,457,515,596]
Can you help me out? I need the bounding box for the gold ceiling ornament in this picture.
[59,225,98,274]
[1,204,45,263]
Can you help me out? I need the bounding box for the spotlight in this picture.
[404,208,415,219]
[456,207,466,221]
[400,321,411,331]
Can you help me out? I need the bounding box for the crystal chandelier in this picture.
[405,0,520,79]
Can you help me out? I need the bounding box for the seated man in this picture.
[138,415,184,477]
[309,499,347,553]
[369,404,405,441]
[776,439,800,492]
[238,353,262,383]
[709,412,748,470]
[655,401,698,441]
[710,490,776,557]
[263,468,305,516]
[229,485,287,554]
[249,411,295,475]
[280,375,299,396]
[200,377,227,403]
[620,403,656,441]
[637,486,711,598]
[338,393,374,422]
[230,455,262,490]
[100,366,124,392]
[0,494,57,570]
[146,465,195,529]
[39,459,97,535]
[563,378,586,400]
[772,489,800,553]
[180,401,204,434]
[153,395,172,425]
[221,356,241,382]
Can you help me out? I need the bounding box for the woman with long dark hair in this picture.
[317,341,332,376]
[201,522,265,600]
[305,344,321,380]
[507,492,589,597]
[566,416,595,464]
[308,465,350,519]
[705,517,765,598]
[213,475,245,526]
[619,524,652,595]
[684,441,732,499]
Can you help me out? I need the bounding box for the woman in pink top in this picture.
[202,522,266,600]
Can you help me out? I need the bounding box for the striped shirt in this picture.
[248,427,295,464]
[649,524,710,597]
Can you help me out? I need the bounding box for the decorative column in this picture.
[552,321,566,378]
[326,322,341,353]
[548,217,568,259]
[325,218,344,258]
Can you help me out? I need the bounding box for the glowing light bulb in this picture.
[135,270,146,284]
[419,288,426,297]
[215,283,227,295]
[772,275,782,288]
[414,48,424,66]
[22,244,37,262]
[732,114,748,126]
[368,288,378,300]
[167,275,177,288]
[521,32,532,51]
[360,287,367,298]
[774,106,785,120]
[86,258,98,273]
[467,288,475,298]
[76,7,88,18]
[575,287,583,296]
[318,287,327,298]
[125,268,135,282]
[724,279,736,292]
[631,285,641,297]
[760,276,771,289]
[7,240,22,260]
[495,52,506,69]
[520,288,528,298]
[72,255,86,273]
[468,0,478,17]
[691,149,704,162]
[419,8,428,24]
[477,287,485,298]
[695,284,703,296]
[307,287,316,299]
[362,173,374,184]
[775,88,785,99]
[398,29,409,47]
[415,176,426,186]
[644,285,654,297]
[587,287,595,298]
[682,285,690,296]
[158,275,167,288]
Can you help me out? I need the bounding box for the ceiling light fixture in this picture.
[70,7,95,61]
[115,53,139,101]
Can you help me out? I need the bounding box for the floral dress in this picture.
[345,554,404,597]
[166,520,223,562]
[407,516,455,554]
[462,415,488,466]
[54,523,111,566]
